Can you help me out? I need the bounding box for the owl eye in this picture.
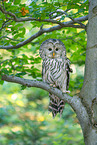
[56,48,59,51]
[48,48,52,51]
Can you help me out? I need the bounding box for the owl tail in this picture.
[48,93,65,118]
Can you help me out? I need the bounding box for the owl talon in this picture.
[66,90,70,93]
[50,84,56,87]
[62,90,70,94]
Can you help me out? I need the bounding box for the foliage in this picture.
[0,0,88,144]
[0,0,88,82]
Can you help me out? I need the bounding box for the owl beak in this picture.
[52,52,55,58]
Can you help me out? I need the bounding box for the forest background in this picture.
[0,0,88,144]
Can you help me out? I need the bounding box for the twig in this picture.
[49,9,70,19]
[0,19,12,31]
[0,59,9,65]
[0,35,23,42]
[56,10,86,28]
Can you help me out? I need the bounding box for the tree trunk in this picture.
[84,128,97,145]
[80,0,97,144]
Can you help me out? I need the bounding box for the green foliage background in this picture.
[0,0,88,144]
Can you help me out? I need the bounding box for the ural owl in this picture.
[39,39,72,118]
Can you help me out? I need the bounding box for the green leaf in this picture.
[60,16,65,21]
[14,0,21,5]
[21,85,26,90]
[15,72,26,77]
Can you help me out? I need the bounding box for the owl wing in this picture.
[42,59,51,83]
[42,61,45,79]
[42,61,47,82]
[65,58,72,90]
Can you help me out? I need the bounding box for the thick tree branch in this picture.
[1,75,71,103]
[0,75,79,106]
[1,74,90,133]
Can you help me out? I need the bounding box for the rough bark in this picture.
[80,0,97,144]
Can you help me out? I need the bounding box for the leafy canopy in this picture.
[0,0,88,91]
[0,0,88,144]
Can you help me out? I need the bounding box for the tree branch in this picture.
[0,75,78,106]
[0,19,12,31]
[1,74,90,132]
[56,10,86,27]
[0,15,88,50]
[0,35,23,42]
[0,5,17,20]
[0,5,88,23]
[0,5,88,50]
[1,75,71,102]
[49,9,70,19]
[0,29,44,49]
[0,5,88,27]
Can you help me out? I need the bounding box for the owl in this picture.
[39,39,72,118]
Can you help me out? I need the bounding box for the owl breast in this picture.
[42,58,66,88]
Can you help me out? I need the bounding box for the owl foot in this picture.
[50,84,56,87]
[62,90,70,94]
[66,90,70,93]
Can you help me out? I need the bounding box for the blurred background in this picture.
[0,82,84,145]
[0,0,88,144]
[0,48,85,145]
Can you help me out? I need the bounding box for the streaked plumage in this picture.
[39,39,72,117]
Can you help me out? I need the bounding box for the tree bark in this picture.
[80,0,97,144]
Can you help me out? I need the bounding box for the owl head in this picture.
[39,39,66,59]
